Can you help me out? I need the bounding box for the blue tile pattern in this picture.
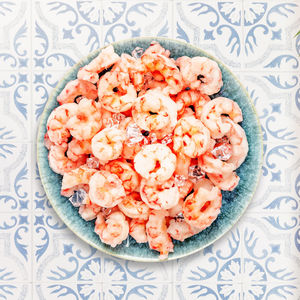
[0,0,299,299]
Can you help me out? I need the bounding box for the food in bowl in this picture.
[44,41,248,259]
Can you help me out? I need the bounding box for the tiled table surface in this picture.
[0,1,299,299]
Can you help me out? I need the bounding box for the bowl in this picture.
[37,37,263,262]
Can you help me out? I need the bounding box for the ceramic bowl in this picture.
[37,37,263,262]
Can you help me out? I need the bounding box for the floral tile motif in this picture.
[175,218,299,299]
[174,1,244,69]
[33,1,102,68]
[101,1,172,45]
[0,213,32,300]
[0,71,31,142]
[0,1,30,71]
[0,143,31,211]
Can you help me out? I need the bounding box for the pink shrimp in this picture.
[67,139,92,161]
[117,53,146,91]
[89,170,126,208]
[79,202,102,221]
[118,192,150,220]
[173,116,211,158]
[176,56,223,95]
[61,164,97,197]
[207,171,240,191]
[183,178,222,230]
[56,79,98,105]
[134,144,177,184]
[201,97,243,139]
[95,211,129,247]
[129,219,147,243]
[146,210,174,259]
[77,45,120,84]
[66,98,102,141]
[167,219,201,242]
[142,51,183,95]
[48,143,86,175]
[47,103,78,145]
[140,177,180,210]
[143,41,170,57]
[174,152,191,178]
[98,68,137,113]
[104,160,140,195]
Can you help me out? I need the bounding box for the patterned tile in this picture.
[0,0,300,299]
[101,0,173,45]
[174,0,244,69]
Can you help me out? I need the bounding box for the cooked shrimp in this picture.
[183,178,222,230]
[201,97,243,139]
[47,103,78,145]
[66,98,102,141]
[89,170,126,207]
[48,143,86,175]
[57,79,98,105]
[198,153,235,176]
[167,219,200,242]
[104,160,140,195]
[175,90,210,117]
[129,219,147,243]
[142,52,183,94]
[98,69,137,113]
[140,177,180,210]
[95,211,129,247]
[207,171,240,191]
[178,179,193,200]
[221,116,249,168]
[143,41,170,57]
[118,192,149,220]
[67,139,92,161]
[77,45,120,84]
[134,144,176,184]
[61,164,97,197]
[91,127,125,165]
[173,116,210,158]
[174,152,191,178]
[79,202,101,221]
[176,56,223,95]
[146,210,174,259]
[132,89,177,132]
[117,53,146,91]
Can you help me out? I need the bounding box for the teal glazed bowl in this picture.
[37,37,263,262]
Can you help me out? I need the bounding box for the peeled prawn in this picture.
[91,127,125,165]
[129,219,147,243]
[134,144,177,184]
[57,79,98,105]
[89,170,126,207]
[118,192,149,220]
[140,177,180,210]
[167,219,200,242]
[176,56,223,95]
[67,98,102,141]
[48,143,86,175]
[173,116,210,158]
[146,210,174,259]
[132,89,177,132]
[95,211,129,247]
[77,45,120,84]
[104,160,140,195]
[47,103,78,145]
[67,139,92,162]
[61,164,97,197]
[201,97,243,139]
[183,178,222,230]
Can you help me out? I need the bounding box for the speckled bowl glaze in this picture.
[37,37,263,262]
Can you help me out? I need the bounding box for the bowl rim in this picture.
[37,36,263,262]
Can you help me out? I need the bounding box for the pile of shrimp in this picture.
[45,41,248,260]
